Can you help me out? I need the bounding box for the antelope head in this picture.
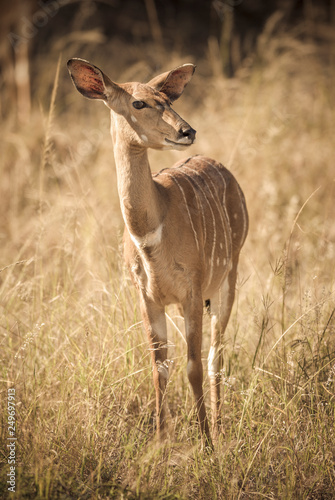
[67,58,196,151]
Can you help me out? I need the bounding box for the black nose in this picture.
[180,125,196,142]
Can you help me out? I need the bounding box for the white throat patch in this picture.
[129,223,163,250]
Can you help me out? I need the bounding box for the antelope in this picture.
[67,58,248,447]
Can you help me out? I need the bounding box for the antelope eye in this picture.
[132,100,147,110]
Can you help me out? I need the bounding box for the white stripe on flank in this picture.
[176,167,216,288]
[168,174,200,252]
[183,163,231,261]
[236,183,248,244]
[201,159,233,239]
[176,169,207,245]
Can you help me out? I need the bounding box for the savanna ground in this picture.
[1,13,335,500]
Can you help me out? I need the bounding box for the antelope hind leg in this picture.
[208,259,238,442]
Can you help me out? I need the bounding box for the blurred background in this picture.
[1,0,335,122]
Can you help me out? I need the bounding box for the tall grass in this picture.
[1,30,335,499]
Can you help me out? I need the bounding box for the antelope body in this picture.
[67,58,248,446]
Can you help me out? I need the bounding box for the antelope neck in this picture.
[111,119,163,239]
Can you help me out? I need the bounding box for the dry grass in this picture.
[1,29,335,499]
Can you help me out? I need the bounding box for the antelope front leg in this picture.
[184,296,212,448]
[140,296,168,440]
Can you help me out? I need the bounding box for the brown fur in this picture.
[68,58,248,447]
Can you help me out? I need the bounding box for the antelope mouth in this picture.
[164,138,193,147]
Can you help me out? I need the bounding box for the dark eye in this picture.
[132,100,147,110]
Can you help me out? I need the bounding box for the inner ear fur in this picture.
[67,58,122,101]
[147,64,196,101]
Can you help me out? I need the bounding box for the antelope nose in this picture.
[180,125,196,143]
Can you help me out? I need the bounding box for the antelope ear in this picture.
[147,64,196,102]
[67,58,121,100]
